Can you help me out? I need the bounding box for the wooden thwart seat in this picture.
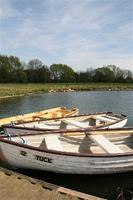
[40,135,63,151]
[34,123,54,129]
[95,115,115,122]
[62,119,124,154]
[61,119,88,128]
[89,134,124,153]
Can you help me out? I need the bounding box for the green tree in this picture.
[122,70,133,83]
[0,55,12,82]
[35,66,51,83]
[28,59,43,69]
[94,67,115,82]
[26,59,51,82]
[107,65,126,82]
[9,56,27,82]
[0,55,27,82]
[77,68,94,82]
[50,64,75,82]
[26,59,43,82]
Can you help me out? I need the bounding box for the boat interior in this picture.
[5,130,133,155]
[16,113,123,130]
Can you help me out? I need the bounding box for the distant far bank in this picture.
[0,83,133,99]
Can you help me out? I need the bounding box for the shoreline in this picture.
[0,83,133,99]
[0,87,133,100]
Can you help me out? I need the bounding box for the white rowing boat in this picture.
[2,112,127,135]
[0,128,132,174]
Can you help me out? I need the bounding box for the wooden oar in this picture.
[61,129,133,136]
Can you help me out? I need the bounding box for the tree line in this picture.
[0,55,133,83]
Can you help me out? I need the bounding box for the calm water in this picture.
[0,91,133,125]
[0,91,133,199]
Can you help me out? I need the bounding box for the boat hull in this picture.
[2,113,128,136]
[0,141,132,174]
[101,118,127,129]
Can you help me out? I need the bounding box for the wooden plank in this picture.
[62,119,124,153]
[34,123,54,129]
[89,129,133,135]
[0,107,61,125]
[57,187,106,200]
[95,115,115,122]
[62,119,88,128]
[89,135,124,153]
[41,135,63,151]
[0,107,78,126]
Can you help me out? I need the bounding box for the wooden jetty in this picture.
[0,166,106,200]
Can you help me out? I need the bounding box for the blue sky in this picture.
[0,0,133,71]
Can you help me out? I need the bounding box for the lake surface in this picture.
[0,91,133,199]
[0,91,133,125]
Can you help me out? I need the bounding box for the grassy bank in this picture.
[0,83,133,98]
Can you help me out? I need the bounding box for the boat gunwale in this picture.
[2,112,127,131]
[0,130,133,157]
[1,126,133,136]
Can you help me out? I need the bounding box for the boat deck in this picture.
[10,132,133,154]
[15,113,120,130]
